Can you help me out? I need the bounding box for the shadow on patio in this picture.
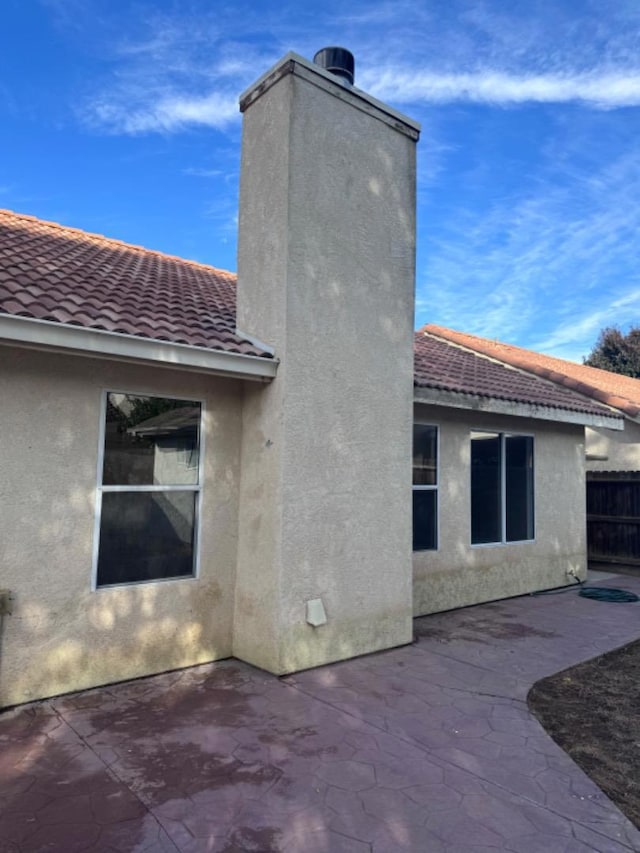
[2,570,640,852]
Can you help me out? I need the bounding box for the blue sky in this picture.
[3,0,640,361]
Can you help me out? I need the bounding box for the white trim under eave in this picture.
[0,314,278,381]
[414,386,624,430]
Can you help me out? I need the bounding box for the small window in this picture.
[413,424,438,550]
[471,431,534,545]
[95,393,202,587]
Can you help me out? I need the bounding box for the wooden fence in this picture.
[587,471,640,565]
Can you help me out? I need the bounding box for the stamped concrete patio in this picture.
[2,571,640,853]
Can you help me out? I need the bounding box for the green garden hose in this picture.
[578,586,639,603]
[533,578,639,602]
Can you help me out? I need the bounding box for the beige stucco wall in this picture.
[0,347,242,708]
[586,421,640,471]
[234,56,418,673]
[413,405,587,616]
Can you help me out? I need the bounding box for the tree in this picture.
[584,326,640,377]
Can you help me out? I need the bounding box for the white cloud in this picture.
[71,0,640,135]
[86,90,238,134]
[75,7,274,135]
[82,63,640,134]
[365,69,640,109]
[50,0,640,363]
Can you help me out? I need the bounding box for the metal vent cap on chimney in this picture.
[313,46,355,85]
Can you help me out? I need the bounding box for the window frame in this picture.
[412,422,439,552]
[470,430,535,547]
[91,389,205,591]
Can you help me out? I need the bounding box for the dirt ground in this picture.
[528,638,640,829]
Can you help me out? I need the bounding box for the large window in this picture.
[94,393,202,588]
[413,424,438,551]
[471,431,534,545]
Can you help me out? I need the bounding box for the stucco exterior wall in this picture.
[413,405,587,616]
[235,57,418,672]
[586,422,640,471]
[0,347,242,708]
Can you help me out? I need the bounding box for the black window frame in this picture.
[470,430,534,546]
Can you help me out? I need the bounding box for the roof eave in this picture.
[0,313,278,382]
[413,386,624,430]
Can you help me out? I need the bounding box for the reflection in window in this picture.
[102,394,200,486]
[471,431,534,545]
[413,425,438,550]
[96,393,202,587]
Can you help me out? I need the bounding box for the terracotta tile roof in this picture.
[0,208,626,423]
[414,331,619,419]
[0,209,272,359]
[424,324,640,419]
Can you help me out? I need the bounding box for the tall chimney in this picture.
[234,51,420,673]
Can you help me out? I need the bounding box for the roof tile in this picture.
[414,331,618,419]
[0,209,272,359]
[0,209,625,419]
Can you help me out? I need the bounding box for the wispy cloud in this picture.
[367,70,640,109]
[41,0,640,361]
[71,0,640,134]
[418,140,640,361]
[86,90,238,134]
[75,6,280,134]
[183,167,224,179]
[351,0,640,111]
[532,290,640,361]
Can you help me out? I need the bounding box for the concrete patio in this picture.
[2,571,640,853]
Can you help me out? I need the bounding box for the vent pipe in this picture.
[313,47,355,85]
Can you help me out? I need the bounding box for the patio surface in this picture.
[2,572,640,852]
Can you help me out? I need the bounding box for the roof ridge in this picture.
[423,322,640,380]
[418,328,554,377]
[418,329,583,394]
[0,208,237,281]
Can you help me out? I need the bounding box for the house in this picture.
[0,50,621,709]
[423,325,640,568]
[412,330,620,614]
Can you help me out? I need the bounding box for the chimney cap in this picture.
[313,46,355,85]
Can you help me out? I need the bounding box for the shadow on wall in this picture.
[2,496,229,709]
[0,381,234,710]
